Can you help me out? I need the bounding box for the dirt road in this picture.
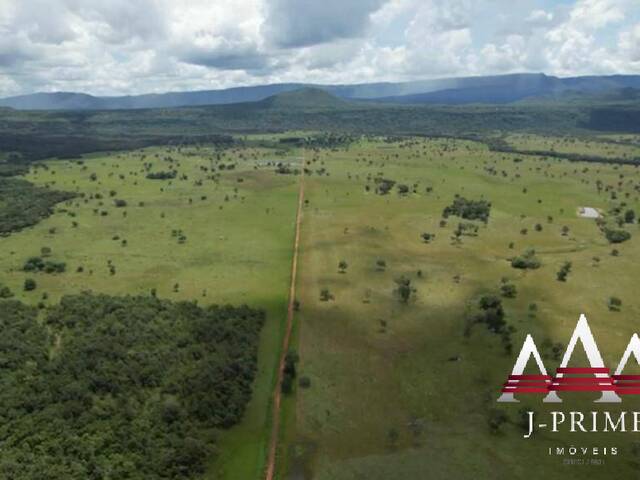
[265,156,305,480]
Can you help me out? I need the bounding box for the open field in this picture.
[281,136,640,479]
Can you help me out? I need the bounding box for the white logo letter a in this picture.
[497,334,548,403]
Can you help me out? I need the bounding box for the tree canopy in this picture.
[0,293,265,479]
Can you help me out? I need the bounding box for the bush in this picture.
[608,296,622,312]
[442,196,491,223]
[299,376,311,388]
[500,283,517,298]
[421,232,435,243]
[23,256,66,274]
[0,285,14,298]
[23,278,37,291]
[476,295,508,335]
[319,288,333,301]
[395,276,416,304]
[397,184,410,195]
[511,249,541,269]
[488,408,508,433]
[556,261,572,282]
[146,170,177,180]
[624,209,636,224]
[374,177,396,195]
[282,349,299,395]
[604,228,631,244]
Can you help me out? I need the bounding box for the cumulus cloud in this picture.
[526,9,553,25]
[0,0,638,97]
[619,23,640,63]
[543,0,633,75]
[263,0,386,48]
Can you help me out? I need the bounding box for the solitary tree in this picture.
[395,276,415,304]
[24,278,37,291]
[625,209,636,224]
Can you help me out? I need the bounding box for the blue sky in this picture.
[0,0,638,96]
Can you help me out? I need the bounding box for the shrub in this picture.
[488,409,508,433]
[556,261,572,282]
[500,283,517,298]
[320,288,333,302]
[477,295,506,333]
[395,276,415,304]
[608,296,622,312]
[604,228,631,244]
[374,178,396,195]
[624,209,636,224]
[299,376,311,389]
[146,170,177,180]
[23,256,66,274]
[511,249,541,269]
[442,196,491,223]
[397,184,410,195]
[24,278,37,291]
[421,232,435,243]
[0,285,14,298]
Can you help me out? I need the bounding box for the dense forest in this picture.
[0,91,639,169]
[0,293,265,479]
[0,177,75,236]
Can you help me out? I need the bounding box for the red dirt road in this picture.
[265,157,305,480]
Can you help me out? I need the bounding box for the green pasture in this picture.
[283,136,640,479]
[505,132,640,160]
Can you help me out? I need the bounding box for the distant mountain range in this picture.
[2,73,640,110]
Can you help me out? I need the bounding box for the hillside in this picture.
[257,88,349,110]
[2,73,640,110]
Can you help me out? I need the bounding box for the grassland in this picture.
[3,132,640,479]
[280,135,640,479]
[504,133,640,161]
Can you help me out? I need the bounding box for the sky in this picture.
[0,0,639,97]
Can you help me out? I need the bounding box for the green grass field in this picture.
[281,136,640,479]
[504,133,640,161]
[3,133,640,479]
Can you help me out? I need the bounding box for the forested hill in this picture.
[2,73,640,110]
[0,88,639,167]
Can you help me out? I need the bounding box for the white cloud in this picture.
[619,23,640,62]
[0,0,638,97]
[543,0,634,75]
[567,0,626,30]
[526,9,553,25]
[263,0,386,48]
